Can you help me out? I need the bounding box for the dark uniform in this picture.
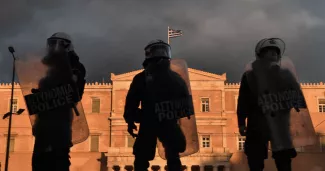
[124,40,189,171]
[237,38,301,171]
[237,72,297,171]
[32,36,86,171]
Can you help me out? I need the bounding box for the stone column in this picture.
[212,165,218,171]
[160,165,165,171]
[222,126,227,148]
[199,165,204,171]
[111,86,115,116]
[221,89,226,116]
[120,165,125,171]
[224,165,231,171]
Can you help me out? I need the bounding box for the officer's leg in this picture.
[274,158,292,171]
[158,122,185,171]
[32,151,51,171]
[53,148,71,171]
[247,156,264,171]
[32,137,53,171]
[164,149,182,171]
[272,148,297,171]
[244,138,268,171]
[133,126,157,171]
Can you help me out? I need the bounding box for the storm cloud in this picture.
[0,0,324,83]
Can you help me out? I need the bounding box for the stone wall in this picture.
[0,77,325,170]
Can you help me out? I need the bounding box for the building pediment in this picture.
[111,69,144,81]
[110,68,226,81]
[188,68,226,81]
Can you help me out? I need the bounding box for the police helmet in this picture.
[144,39,171,59]
[255,38,285,58]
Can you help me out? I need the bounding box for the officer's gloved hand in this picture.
[186,113,191,120]
[72,74,78,82]
[239,125,247,136]
[127,122,138,138]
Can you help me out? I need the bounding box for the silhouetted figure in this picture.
[237,38,302,171]
[31,32,86,171]
[124,40,192,171]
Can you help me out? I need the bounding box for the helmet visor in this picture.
[47,38,70,53]
[145,44,171,59]
[255,38,285,57]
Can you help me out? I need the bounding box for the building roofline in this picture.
[110,67,227,81]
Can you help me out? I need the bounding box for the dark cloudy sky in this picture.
[0,0,325,83]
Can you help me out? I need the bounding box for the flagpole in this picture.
[167,26,170,44]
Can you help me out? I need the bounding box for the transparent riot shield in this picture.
[157,58,199,159]
[15,51,89,145]
[245,57,316,151]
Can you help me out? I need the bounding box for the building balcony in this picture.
[106,147,232,160]
[106,147,232,171]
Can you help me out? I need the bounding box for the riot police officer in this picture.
[32,32,86,171]
[124,40,190,171]
[237,38,299,171]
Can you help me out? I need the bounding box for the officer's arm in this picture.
[123,75,141,124]
[237,73,250,127]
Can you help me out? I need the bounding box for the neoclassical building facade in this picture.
[0,68,325,171]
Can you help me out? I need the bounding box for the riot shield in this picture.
[156,58,199,159]
[245,57,316,151]
[15,51,89,145]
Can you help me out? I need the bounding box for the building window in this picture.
[90,135,99,152]
[238,136,246,151]
[218,165,225,171]
[4,135,15,152]
[318,98,325,112]
[201,98,210,112]
[320,135,325,152]
[202,135,210,148]
[8,99,18,113]
[92,98,100,113]
[127,135,135,148]
[9,137,15,152]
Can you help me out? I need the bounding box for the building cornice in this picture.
[108,115,227,120]
[85,82,112,88]
[0,82,113,89]
[224,82,325,89]
[110,68,227,81]
[106,147,232,157]
[108,115,227,126]
[1,81,325,89]
[106,153,232,158]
